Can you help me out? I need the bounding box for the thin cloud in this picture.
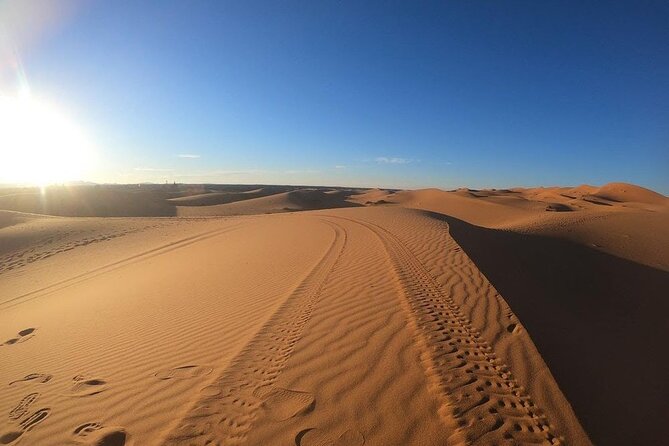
[178,154,200,159]
[334,165,346,169]
[375,157,412,164]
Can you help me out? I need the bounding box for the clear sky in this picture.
[1,0,668,192]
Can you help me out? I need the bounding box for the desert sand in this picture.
[0,183,667,445]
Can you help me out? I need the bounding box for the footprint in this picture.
[9,373,53,386]
[73,423,128,446]
[254,387,315,421]
[200,385,222,397]
[19,408,51,431]
[2,328,37,346]
[65,376,108,397]
[1,408,52,444]
[8,393,39,421]
[296,428,365,446]
[154,365,212,380]
[73,422,104,436]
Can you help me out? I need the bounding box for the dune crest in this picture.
[590,182,668,205]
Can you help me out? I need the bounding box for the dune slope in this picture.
[2,181,666,445]
[0,206,588,445]
[440,214,669,445]
[372,185,669,444]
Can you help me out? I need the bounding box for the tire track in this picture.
[161,219,347,445]
[245,216,452,445]
[0,221,245,311]
[327,215,561,445]
[0,224,158,275]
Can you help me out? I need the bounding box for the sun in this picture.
[0,91,95,186]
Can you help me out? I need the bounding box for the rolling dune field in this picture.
[0,183,667,445]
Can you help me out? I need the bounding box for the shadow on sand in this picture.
[424,211,668,446]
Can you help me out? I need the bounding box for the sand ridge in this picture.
[0,181,666,445]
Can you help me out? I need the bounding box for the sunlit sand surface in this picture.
[0,183,666,445]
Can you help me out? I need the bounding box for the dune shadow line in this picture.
[421,210,669,446]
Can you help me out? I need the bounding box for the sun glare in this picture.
[0,92,95,186]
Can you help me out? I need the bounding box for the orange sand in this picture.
[1,182,666,445]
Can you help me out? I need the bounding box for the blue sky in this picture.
[2,1,668,191]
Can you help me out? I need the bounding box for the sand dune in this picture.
[168,191,258,205]
[441,213,668,445]
[362,184,669,445]
[0,185,366,218]
[380,184,669,269]
[589,182,668,205]
[176,188,362,216]
[0,210,47,230]
[168,186,295,206]
[0,182,666,445]
[347,188,397,205]
[0,185,178,217]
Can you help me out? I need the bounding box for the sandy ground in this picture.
[0,182,667,445]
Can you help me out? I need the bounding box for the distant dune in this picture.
[176,188,363,216]
[0,185,178,217]
[0,181,666,445]
[589,182,668,205]
[167,186,296,206]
